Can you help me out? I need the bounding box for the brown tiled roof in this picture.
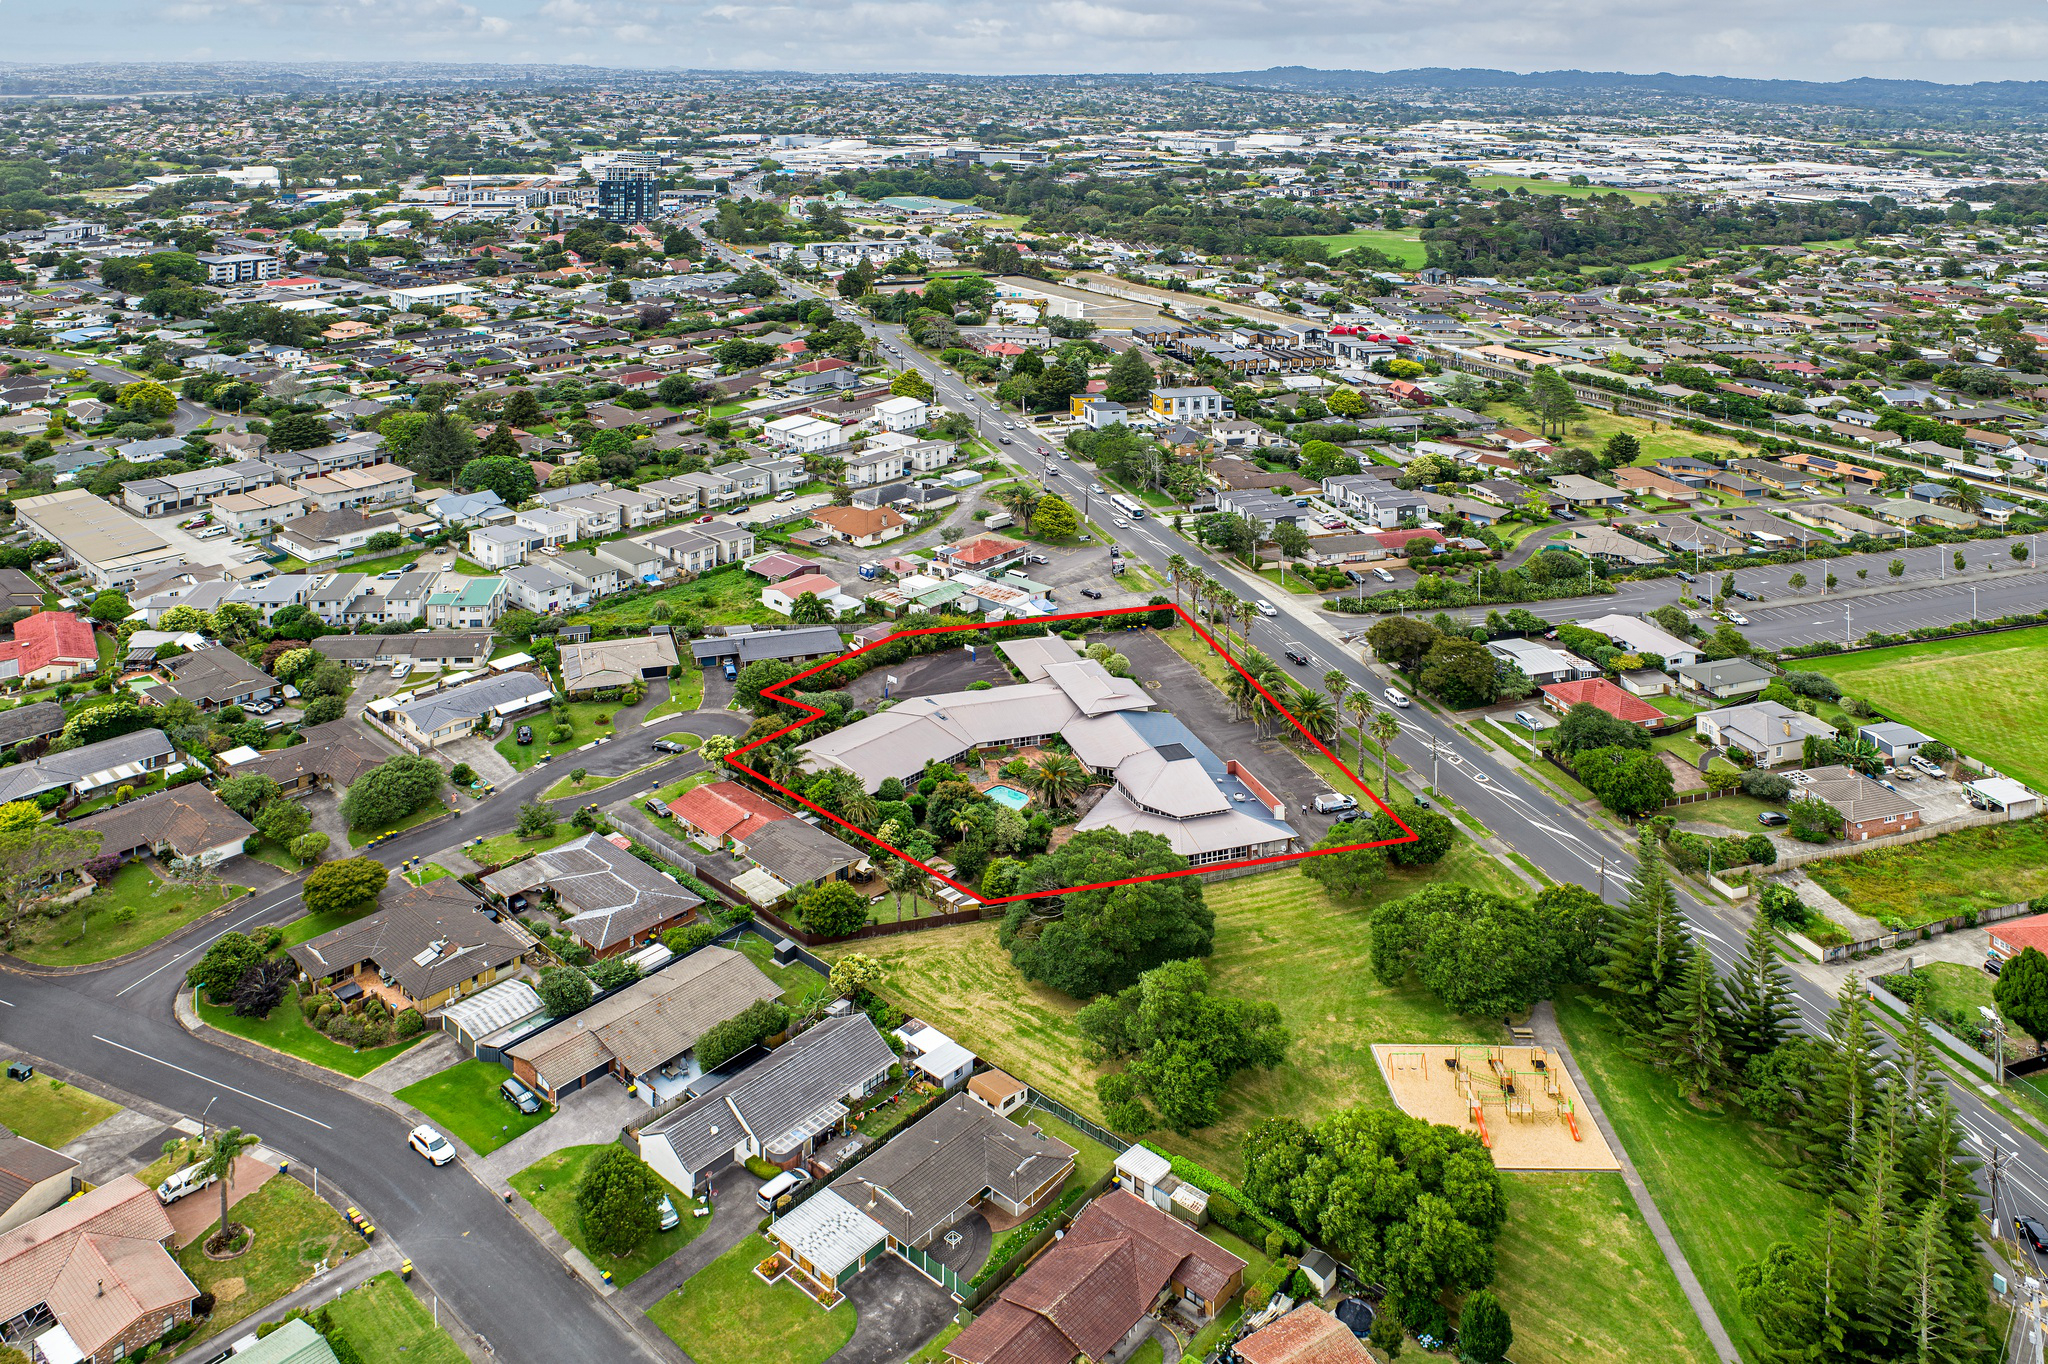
[832,1094,1073,1246]
[288,879,530,1002]
[233,720,393,789]
[507,946,781,1083]
[949,1190,1246,1364]
[1236,1306,1373,1364]
[0,1176,196,1361]
[68,786,256,860]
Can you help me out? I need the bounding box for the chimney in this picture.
[96,1280,104,1297]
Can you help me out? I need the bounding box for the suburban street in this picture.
[727,252,2048,1246]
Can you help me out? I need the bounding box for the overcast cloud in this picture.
[10,0,2048,83]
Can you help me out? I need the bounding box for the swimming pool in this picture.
[985,784,1031,811]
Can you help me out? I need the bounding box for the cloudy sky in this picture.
[10,0,2048,83]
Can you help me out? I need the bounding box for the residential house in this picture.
[0,1176,200,1364]
[501,563,591,615]
[213,485,312,535]
[0,612,98,687]
[67,787,256,868]
[379,670,555,749]
[294,464,414,513]
[559,636,679,696]
[869,395,930,432]
[636,1014,897,1195]
[512,508,578,548]
[1861,721,1935,761]
[1547,473,1629,509]
[1234,1307,1373,1364]
[289,878,535,1013]
[1614,466,1703,504]
[967,1069,1029,1118]
[0,1128,79,1234]
[763,572,860,619]
[0,730,175,808]
[270,508,401,563]
[1488,637,1599,686]
[144,644,277,710]
[1675,657,1774,699]
[423,577,508,630]
[1150,386,1226,420]
[309,631,494,671]
[225,720,391,795]
[1800,763,1923,840]
[1696,700,1835,767]
[689,625,844,672]
[468,524,542,569]
[1539,677,1664,727]
[762,414,847,454]
[667,781,792,849]
[503,945,779,1106]
[0,701,64,752]
[1577,614,1702,670]
[946,1189,1246,1364]
[808,505,910,547]
[1556,526,1665,566]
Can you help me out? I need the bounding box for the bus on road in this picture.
[1109,493,1147,520]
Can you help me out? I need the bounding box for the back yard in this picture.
[1804,820,2048,925]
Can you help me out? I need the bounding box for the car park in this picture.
[499,1076,541,1114]
[1758,810,1790,827]
[408,1125,456,1165]
[1384,687,1411,708]
[1734,588,1759,601]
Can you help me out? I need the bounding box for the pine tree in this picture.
[1595,833,1694,1038]
[1789,975,1883,1195]
[1722,912,1796,1065]
[1653,945,1732,1100]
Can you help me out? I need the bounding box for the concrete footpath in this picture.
[1529,1000,1741,1364]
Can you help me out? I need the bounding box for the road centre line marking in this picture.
[92,1036,334,1129]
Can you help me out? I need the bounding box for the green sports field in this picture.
[1300,228,1428,268]
[1470,175,1667,203]
[1804,627,2048,792]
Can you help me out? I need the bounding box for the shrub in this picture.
[393,1008,424,1039]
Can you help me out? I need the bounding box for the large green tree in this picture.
[1298,824,1388,902]
[1000,830,1211,998]
[1076,958,1288,1133]
[337,755,446,830]
[301,857,389,919]
[1994,946,2048,1052]
[1552,702,1652,758]
[1370,882,1601,1016]
[575,1145,664,1258]
[1596,834,1693,1038]
[459,454,539,505]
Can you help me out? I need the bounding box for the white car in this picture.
[1911,755,1946,778]
[408,1125,455,1166]
[1113,517,1129,529]
[1384,687,1412,709]
[1725,611,1750,626]
[1254,600,1277,618]
[390,662,412,681]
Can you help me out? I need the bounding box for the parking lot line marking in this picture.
[92,1036,334,1129]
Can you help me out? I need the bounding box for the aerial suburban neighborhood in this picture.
[6,33,2048,1364]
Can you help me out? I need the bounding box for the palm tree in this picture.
[1371,711,1402,798]
[1165,553,1191,616]
[201,1127,257,1254]
[1027,752,1088,809]
[1235,599,1258,652]
[1290,688,1338,743]
[840,784,880,833]
[1347,691,1376,772]
[1212,589,1240,652]
[1942,478,1984,515]
[885,856,928,922]
[1323,669,1351,713]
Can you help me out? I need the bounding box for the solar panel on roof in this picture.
[1155,742,1194,762]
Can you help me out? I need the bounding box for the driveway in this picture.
[477,1078,648,1185]
[826,1255,962,1364]
[621,1164,768,1310]
[844,647,1010,707]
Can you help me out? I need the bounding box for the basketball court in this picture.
[1372,1044,1620,1172]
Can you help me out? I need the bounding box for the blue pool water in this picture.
[985,784,1031,811]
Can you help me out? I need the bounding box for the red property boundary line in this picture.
[722,602,1415,906]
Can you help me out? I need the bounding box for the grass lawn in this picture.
[654,770,719,804]
[395,1060,551,1155]
[325,1271,470,1364]
[646,1234,856,1364]
[1491,1171,1717,1364]
[1804,820,2048,927]
[645,669,706,720]
[403,864,451,888]
[494,701,630,772]
[9,862,242,966]
[462,823,584,868]
[1802,627,2048,793]
[1470,174,1667,203]
[177,1177,367,1342]
[510,1145,707,1285]
[240,837,302,875]
[824,860,1514,1177]
[1016,1107,1117,1186]
[1555,992,1818,1364]
[345,797,448,849]
[1890,962,2009,1041]
[734,932,827,1004]
[0,1075,118,1147]
[282,899,381,946]
[1298,228,1428,267]
[1667,794,1784,834]
[906,1322,965,1364]
[583,570,786,633]
[1486,400,1751,471]
[198,990,426,1079]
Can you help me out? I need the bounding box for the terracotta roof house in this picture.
[1991,913,2048,962]
[668,781,793,847]
[937,535,1027,572]
[808,505,910,548]
[1235,1305,1373,1364]
[1539,677,1664,727]
[505,945,782,1105]
[0,611,98,686]
[948,1189,1246,1364]
[288,878,535,1013]
[0,1175,201,1364]
[67,786,256,868]
[0,1128,80,1235]
[226,719,393,794]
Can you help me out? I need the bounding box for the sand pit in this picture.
[1372,1044,1619,1172]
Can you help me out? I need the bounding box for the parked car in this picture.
[756,1169,812,1211]
[722,658,738,681]
[774,490,796,502]
[653,739,692,754]
[408,1125,455,1166]
[1312,792,1358,814]
[156,1164,219,1206]
[499,1077,541,1115]
[1334,809,1370,823]
[1513,710,1541,730]
[516,725,534,745]
[1384,687,1411,708]
[1080,587,1103,599]
[1734,587,1760,601]
[1986,956,2005,978]
[1724,611,1749,626]
[656,1194,680,1232]
[390,662,412,681]
[645,798,671,817]
[1372,566,1396,583]
[2019,1215,2048,1254]
[1758,810,1790,827]
[1911,755,1946,778]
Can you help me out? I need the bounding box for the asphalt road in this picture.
[5,345,225,435]
[0,700,745,1364]
[727,254,2048,1244]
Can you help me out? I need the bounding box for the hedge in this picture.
[1139,1144,1303,1253]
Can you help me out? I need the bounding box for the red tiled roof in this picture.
[1991,913,2048,960]
[948,535,1026,567]
[1236,1306,1373,1364]
[0,1176,196,1361]
[669,781,792,842]
[0,611,96,678]
[1372,528,1445,551]
[1540,677,1663,725]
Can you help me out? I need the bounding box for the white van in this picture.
[756,1169,812,1211]
[1372,567,1397,583]
[1384,687,1412,709]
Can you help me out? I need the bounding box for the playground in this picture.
[1372,1044,1620,1172]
